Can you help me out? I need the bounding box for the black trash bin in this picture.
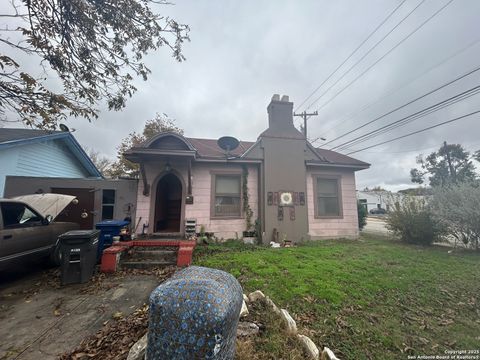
[59,230,100,285]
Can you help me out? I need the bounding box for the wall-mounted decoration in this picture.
[299,192,305,206]
[273,192,279,206]
[279,192,293,206]
[277,206,284,221]
[293,192,299,205]
[289,207,295,221]
[267,192,273,206]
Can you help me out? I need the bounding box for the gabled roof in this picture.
[186,137,254,158]
[0,128,102,178]
[125,131,369,169]
[311,148,370,168]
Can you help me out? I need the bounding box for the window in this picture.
[314,176,342,218]
[213,174,241,217]
[102,189,115,220]
[1,202,42,228]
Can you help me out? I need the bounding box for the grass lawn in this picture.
[194,234,480,360]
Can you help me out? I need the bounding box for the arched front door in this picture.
[154,173,182,233]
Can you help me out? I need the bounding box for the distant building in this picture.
[356,190,400,213]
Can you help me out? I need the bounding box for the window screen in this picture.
[316,178,341,217]
[214,175,241,217]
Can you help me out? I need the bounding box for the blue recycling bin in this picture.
[95,220,130,260]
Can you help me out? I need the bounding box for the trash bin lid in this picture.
[95,220,130,228]
[59,230,101,240]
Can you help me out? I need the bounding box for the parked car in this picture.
[369,208,387,215]
[0,193,79,269]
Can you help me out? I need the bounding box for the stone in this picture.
[265,296,281,314]
[240,300,249,317]
[248,290,265,302]
[321,347,340,360]
[280,309,297,334]
[236,322,260,337]
[127,332,147,360]
[298,334,320,359]
[243,293,249,303]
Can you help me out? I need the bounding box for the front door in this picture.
[51,188,95,229]
[154,174,182,233]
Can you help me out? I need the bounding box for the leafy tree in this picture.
[0,0,189,129]
[430,182,480,250]
[84,147,114,178]
[109,113,183,178]
[410,143,477,186]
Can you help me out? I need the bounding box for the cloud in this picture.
[2,0,480,190]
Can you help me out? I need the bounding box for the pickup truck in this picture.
[0,193,79,269]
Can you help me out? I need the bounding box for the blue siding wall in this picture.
[1,139,90,196]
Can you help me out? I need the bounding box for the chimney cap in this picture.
[272,94,280,101]
[281,95,289,102]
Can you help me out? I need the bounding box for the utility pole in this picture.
[294,111,318,138]
[444,141,457,184]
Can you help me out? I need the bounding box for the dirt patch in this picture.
[0,266,175,360]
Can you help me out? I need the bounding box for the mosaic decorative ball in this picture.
[147,266,243,360]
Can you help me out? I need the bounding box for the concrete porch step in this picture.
[126,249,177,262]
[122,260,176,269]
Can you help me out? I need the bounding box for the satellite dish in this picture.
[59,124,70,132]
[217,136,239,153]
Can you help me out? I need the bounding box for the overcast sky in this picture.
[3,0,480,191]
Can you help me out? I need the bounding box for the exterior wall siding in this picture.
[0,139,90,196]
[307,168,359,239]
[15,140,90,178]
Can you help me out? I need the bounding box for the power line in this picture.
[308,0,455,115]
[324,64,480,148]
[294,0,408,112]
[336,86,480,151]
[314,37,480,142]
[345,110,480,155]
[302,0,427,113]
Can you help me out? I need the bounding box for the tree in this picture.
[84,147,114,178]
[109,113,183,178]
[0,1,189,129]
[410,143,477,186]
[430,182,480,250]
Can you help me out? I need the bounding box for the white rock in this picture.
[321,346,340,360]
[237,321,260,337]
[127,332,147,360]
[298,334,320,359]
[280,309,297,334]
[240,300,249,317]
[265,296,281,314]
[243,293,249,303]
[248,290,265,302]
[270,241,281,248]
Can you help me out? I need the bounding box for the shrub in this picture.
[386,196,444,245]
[430,182,480,250]
[357,201,367,230]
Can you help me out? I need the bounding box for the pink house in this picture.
[125,95,369,243]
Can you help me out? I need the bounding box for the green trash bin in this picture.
[59,230,100,285]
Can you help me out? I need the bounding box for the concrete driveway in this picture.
[362,216,391,236]
[0,262,170,360]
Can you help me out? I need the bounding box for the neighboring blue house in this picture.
[0,128,102,196]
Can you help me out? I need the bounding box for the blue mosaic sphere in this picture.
[147,266,243,360]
